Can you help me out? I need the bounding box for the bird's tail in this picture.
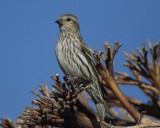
[87,80,113,122]
[96,102,113,122]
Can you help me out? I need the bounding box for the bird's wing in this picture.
[80,43,101,82]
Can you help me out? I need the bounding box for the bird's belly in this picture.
[57,52,84,78]
[56,45,90,80]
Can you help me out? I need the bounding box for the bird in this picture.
[55,14,113,122]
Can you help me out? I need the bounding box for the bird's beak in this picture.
[55,19,62,25]
[55,19,60,24]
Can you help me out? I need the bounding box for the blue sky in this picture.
[0,1,160,120]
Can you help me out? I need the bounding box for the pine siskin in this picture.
[55,14,113,122]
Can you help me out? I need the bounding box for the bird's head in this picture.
[55,14,80,33]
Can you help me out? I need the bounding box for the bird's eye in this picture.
[66,18,71,22]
